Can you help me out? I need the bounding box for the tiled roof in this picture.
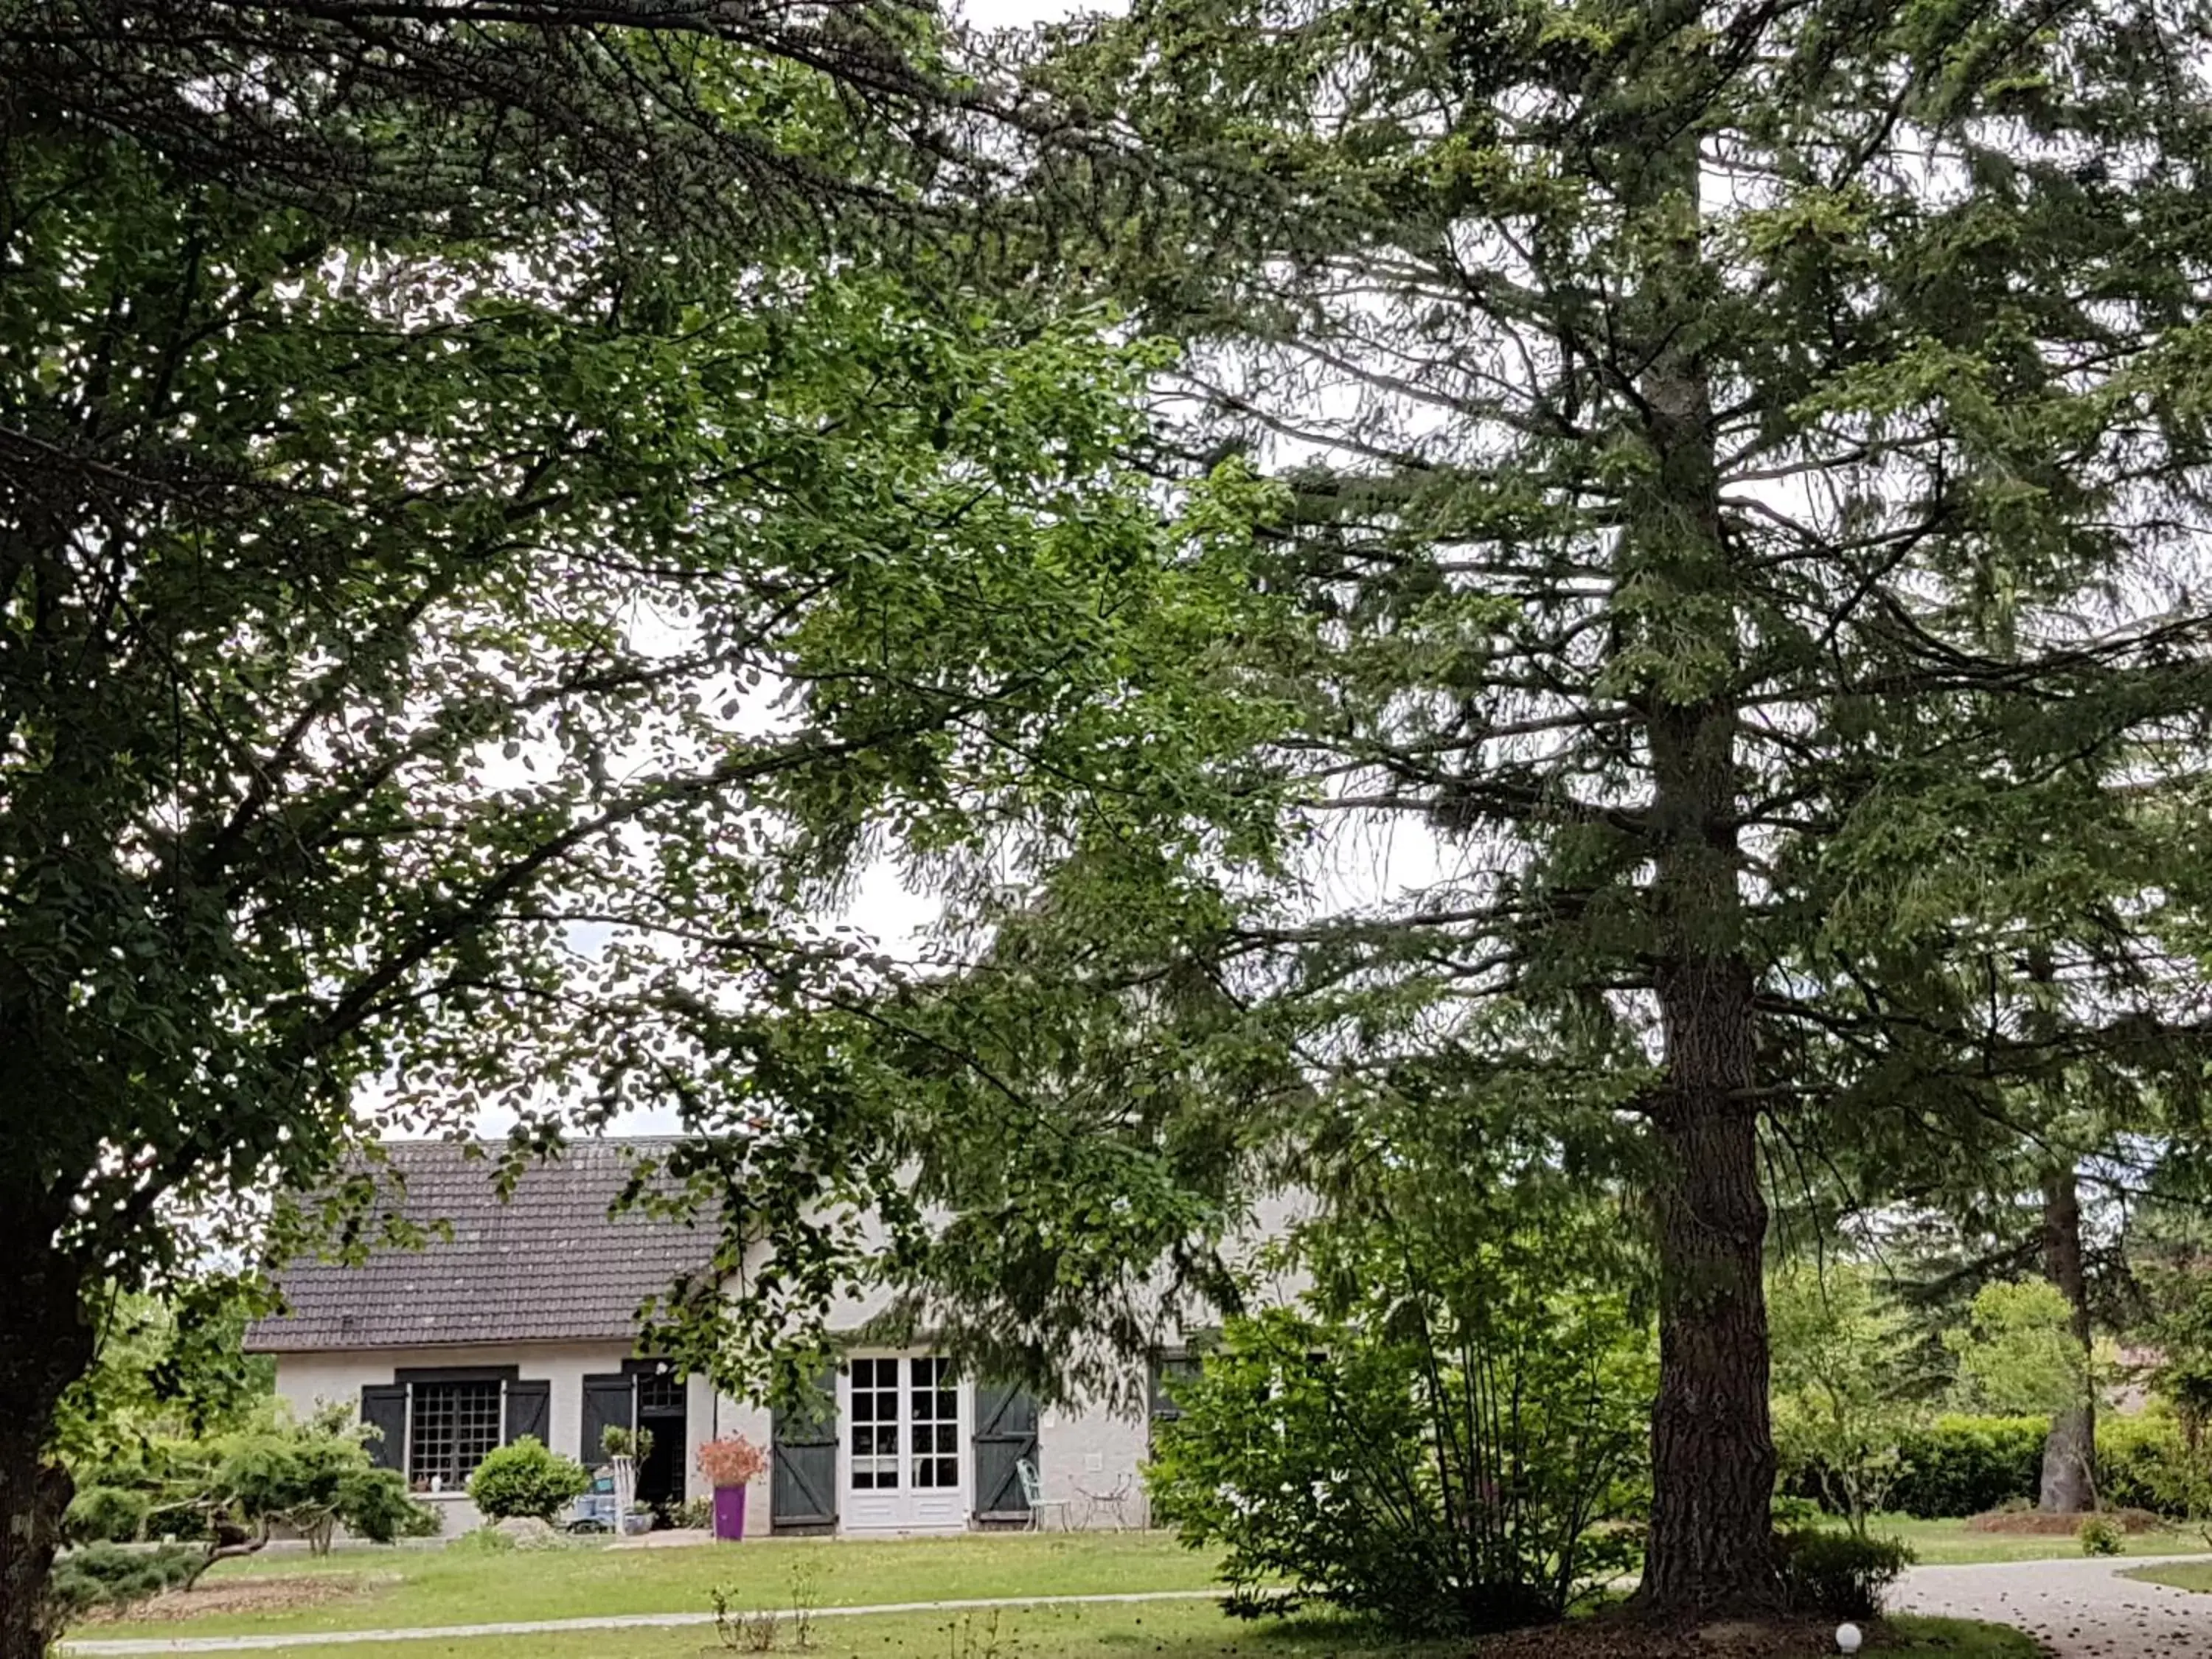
[246,1138,716,1352]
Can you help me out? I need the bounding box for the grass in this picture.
[1860,1514,2212,1565]
[1879,1616,2045,1656]
[95,1533,1228,1640]
[85,1599,2041,1659]
[2122,1555,2212,1593]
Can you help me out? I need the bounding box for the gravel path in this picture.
[1895,1554,2212,1657]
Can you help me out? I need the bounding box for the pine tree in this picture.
[857,0,2212,1610]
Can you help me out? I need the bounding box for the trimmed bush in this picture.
[1775,1528,1914,1619]
[1886,1416,2049,1517]
[46,1543,204,1627]
[467,1436,591,1524]
[65,1485,153,1545]
[2078,1514,2126,1554]
[2097,1411,2190,1516]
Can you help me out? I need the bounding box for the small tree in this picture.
[468,1438,592,1526]
[1768,1264,1937,1536]
[1947,1282,2093,1422]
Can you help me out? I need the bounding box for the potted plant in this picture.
[601,1425,655,1534]
[695,1435,769,1542]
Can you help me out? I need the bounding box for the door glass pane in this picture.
[849,1358,900,1489]
[910,1357,959,1489]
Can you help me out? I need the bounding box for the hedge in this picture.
[1790,1411,2197,1520]
[1887,1415,2050,1518]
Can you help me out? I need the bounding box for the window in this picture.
[637,1370,684,1414]
[849,1357,900,1489]
[408,1380,503,1490]
[1149,1354,1204,1422]
[909,1357,959,1489]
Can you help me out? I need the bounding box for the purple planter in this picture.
[713,1483,748,1542]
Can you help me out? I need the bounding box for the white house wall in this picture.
[272,1340,709,1534]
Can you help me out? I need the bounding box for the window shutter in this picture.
[504,1380,552,1447]
[361,1384,408,1472]
[580,1373,636,1467]
[971,1383,1040,1521]
[770,1368,839,1529]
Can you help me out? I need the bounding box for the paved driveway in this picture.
[1896,1555,2212,1657]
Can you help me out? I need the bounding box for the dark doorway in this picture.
[633,1366,687,1518]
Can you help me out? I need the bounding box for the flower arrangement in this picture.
[696,1434,770,1489]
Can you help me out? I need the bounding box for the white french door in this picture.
[839,1353,967,1531]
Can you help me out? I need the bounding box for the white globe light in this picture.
[1835,1624,1864,1655]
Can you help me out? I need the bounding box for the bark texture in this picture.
[0,1233,89,1659]
[2039,1167,2098,1514]
[1630,243,1777,1604]
[1638,701,1777,1610]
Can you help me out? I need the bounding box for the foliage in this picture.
[63,1486,153,1546]
[2076,1514,2126,1557]
[672,1495,715,1531]
[52,1285,275,1475]
[1775,1528,1914,1621]
[1148,1164,1654,1636]
[698,1436,770,1489]
[44,1543,204,1629]
[468,1439,593,1526]
[602,1425,655,1466]
[1885,1418,2051,1520]
[2095,1413,2192,1517]
[0,0,1220,1644]
[2144,1268,2212,1433]
[1947,1284,2094,1422]
[1769,1263,1941,1535]
[683,0,2212,1611]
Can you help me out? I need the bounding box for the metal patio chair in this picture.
[1016,1457,1076,1531]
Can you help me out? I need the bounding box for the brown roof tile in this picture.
[246,1138,715,1352]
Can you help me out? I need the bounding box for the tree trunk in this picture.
[1637,703,1776,1610]
[0,1239,92,1659]
[1624,100,1775,1603]
[2039,1167,2097,1514]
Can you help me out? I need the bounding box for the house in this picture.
[245,1138,1222,1537]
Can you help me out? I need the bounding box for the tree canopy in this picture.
[643,0,2212,1614]
[0,3,1212,1649]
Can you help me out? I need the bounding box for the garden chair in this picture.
[1016,1458,1075,1531]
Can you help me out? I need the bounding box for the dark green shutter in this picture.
[505,1379,551,1446]
[971,1382,1039,1520]
[581,1373,635,1467]
[361,1384,408,1472]
[770,1368,838,1529]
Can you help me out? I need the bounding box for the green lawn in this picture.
[94,1533,1227,1640]
[86,1599,2039,1659]
[1865,1514,2212,1565]
[2124,1556,2212,1593]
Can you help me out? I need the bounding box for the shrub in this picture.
[1885,1416,2048,1517]
[1768,1263,1933,1535]
[1775,1528,1913,1619]
[672,1495,714,1530]
[1149,1281,1652,1634]
[217,1416,434,1551]
[66,1485,153,1544]
[46,1543,204,1627]
[2098,1411,2190,1516]
[2078,1513,2126,1555]
[467,1436,592,1524]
